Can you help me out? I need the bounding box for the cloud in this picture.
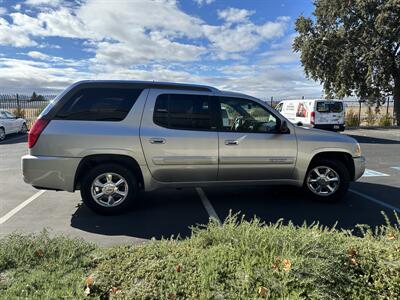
[0,7,7,15]
[25,0,61,7]
[0,17,37,47]
[217,7,254,24]
[194,0,215,5]
[203,16,290,55]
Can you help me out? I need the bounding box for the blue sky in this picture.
[0,0,322,99]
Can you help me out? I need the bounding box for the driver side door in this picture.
[217,97,297,181]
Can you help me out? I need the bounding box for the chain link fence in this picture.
[0,94,55,128]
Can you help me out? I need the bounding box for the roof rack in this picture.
[74,80,218,92]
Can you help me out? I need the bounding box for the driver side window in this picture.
[218,97,277,133]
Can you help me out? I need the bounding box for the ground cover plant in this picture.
[1,213,399,299]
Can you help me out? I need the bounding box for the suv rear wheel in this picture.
[80,163,138,215]
[304,159,350,202]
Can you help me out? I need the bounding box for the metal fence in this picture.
[0,94,54,127]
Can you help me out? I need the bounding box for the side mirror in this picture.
[279,120,290,134]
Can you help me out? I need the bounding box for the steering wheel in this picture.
[231,116,243,131]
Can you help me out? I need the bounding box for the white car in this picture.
[0,110,28,141]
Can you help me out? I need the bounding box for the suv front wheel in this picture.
[304,159,350,202]
[80,163,138,215]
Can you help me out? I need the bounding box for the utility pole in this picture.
[270,96,273,107]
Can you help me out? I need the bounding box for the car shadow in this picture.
[0,134,27,145]
[70,188,210,240]
[346,134,400,144]
[70,182,399,240]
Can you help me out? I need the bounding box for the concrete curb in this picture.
[346,126,399,130]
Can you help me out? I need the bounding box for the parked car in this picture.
[22,81,364,215]
[0,110,28,141]
[275,99,345,131]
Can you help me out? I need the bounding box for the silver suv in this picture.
[22,81,365,214]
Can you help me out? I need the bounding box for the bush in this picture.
[345,109,359,127]
[1,215,399,299]
[379,114,392,127]
[364,106,376,126]
[11,107,25,119]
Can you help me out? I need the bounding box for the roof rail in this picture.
[73,80,218,92]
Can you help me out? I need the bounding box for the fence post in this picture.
[16,93,20,117]
[358,100,362,127]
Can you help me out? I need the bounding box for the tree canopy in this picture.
[293,0,400,124]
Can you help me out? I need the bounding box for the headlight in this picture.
[354,143,362,157]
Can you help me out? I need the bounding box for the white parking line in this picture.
[362,169,389,177]
[349,189,400,213]
[196,187,221,224]
[0,190,46,225]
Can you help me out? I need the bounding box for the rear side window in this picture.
[153,94,214,131]
[55,88,143,121]
[316,101,343,113]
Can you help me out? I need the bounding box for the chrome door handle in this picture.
[225,140,239,145]
[149,138,166,144]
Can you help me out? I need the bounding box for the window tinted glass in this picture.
[316,102,330,112]
[330,102,343,113]
[154,94,214,130]
[55,88,142,121]
[4,111,15,118]
[316,101,343,113]
[219,97,278,133]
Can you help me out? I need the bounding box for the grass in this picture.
[1,214,400,299]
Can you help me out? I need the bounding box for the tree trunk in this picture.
[394,76,400,126]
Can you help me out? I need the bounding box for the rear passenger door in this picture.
[140,90,219,182]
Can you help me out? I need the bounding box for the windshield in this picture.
[316,102,343,113]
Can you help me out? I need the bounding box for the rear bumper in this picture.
[22,155,80,192]
[353,156,365,181]
[313,124,345,132]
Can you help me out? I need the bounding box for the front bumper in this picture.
[22,155,81,192]
[353,156,366,181]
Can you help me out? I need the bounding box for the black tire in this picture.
[0,128,5,141]
[20,123,28,134]
[303,159,350,202]
[80,163,138,215]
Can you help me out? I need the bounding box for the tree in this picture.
[30,92,37,101]
[293,0,400,125]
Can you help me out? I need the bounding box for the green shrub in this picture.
[364,106,376,126]
[345,109,359,127]
[379,114,392,126]
[1,215,399,299]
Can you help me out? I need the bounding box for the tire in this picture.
[0,128,5,141]
[80,163,138,215]
[20,123,28,134]
[303,159,350,202]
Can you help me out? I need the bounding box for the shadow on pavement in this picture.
[0,134,27,145]
[70,188,210,240]
[70,182,399,240]
[347,134,400,144]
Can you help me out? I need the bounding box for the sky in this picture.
[0,0,323,100]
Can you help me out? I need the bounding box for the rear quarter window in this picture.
[55,88,143,121]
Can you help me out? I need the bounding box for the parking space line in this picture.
[391,167,400,172]
[0,190,46,225]
[196,187,221,224]
[362,169,390,177]
[349,189,400,213]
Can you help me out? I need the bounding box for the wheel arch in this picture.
[74,154,145,191]
[308,151,355,181]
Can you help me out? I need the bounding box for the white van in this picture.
[275,99,345,131]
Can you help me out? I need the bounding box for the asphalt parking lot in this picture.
[1,128,400,247]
